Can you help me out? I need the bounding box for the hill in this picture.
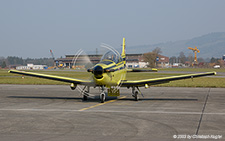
[126,32,225,58]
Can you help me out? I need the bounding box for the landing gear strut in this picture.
[132,87,139,101]
[82,86,89,101]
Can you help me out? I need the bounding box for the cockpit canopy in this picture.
[100,51,122,63]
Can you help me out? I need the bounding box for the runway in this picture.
[0,85,224,140]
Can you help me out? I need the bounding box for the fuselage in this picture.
[92,59,126,87]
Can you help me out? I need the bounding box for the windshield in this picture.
[100,51,122,63]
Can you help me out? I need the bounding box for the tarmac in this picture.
[0,85,224,141]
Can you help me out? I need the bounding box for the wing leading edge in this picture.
[127,68,158,72]
[120,72,216,87]
[8,70,93,86]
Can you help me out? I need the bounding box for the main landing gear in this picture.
[82,86,89,101]
[132,87,141,101]
[132,87,144,101]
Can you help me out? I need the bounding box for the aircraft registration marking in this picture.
[79,96,126,111]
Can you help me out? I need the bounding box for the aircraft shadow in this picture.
[8,96,81,100]
[8,96,111,102]
[120,98,198,101]
[8,96,198,102]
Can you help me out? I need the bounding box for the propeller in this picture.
[71,49,95,98]
[72,49,94,70]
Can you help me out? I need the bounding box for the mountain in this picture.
[126,32,225,58]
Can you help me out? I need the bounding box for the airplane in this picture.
[8,38,216,103]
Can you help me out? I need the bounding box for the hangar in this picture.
[54,53,169,68]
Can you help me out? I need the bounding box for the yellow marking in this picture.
[79,96,126,111]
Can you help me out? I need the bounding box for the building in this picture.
[16,64,48,70]
[156,54,170,68]
[126,54,147,68]
[55,55,102,69]
[55,53,169,68]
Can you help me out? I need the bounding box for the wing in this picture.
[120,72,216,87]
[8,70,93,86]
[127,68,158,72]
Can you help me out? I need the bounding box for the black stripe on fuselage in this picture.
[104,63,125,72]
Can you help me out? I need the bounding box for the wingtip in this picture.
[8,69,17,73]
[152,68,158,72]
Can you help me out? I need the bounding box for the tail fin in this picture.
[121,38,126,61]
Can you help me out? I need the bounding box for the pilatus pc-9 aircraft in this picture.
[9,38,216,103]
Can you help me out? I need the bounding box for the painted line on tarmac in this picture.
[0,108,225,115]
[78,96,127,111]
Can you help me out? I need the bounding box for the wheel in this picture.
[82,90,88,101]
[134,91,138,101]
[83,95,88,101]
[100,93,105,103]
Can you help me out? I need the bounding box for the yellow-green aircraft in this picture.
[9,38,216,103]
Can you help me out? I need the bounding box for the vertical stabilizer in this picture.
[121,38,126,61]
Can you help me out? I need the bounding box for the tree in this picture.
[169,56,177,65]
[188,53,194,63]
[143,47,162,68]
[143,52,157,68]
[152,47,162,55]
[179,52,186,64]
[218,60,225,68]
[210,57,220,64]
[198,57,205,63]
[1,61,6,68]
[6,56,23,65]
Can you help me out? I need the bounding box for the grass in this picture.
[0,69,225,88]
[158,67,225,72]
[157,77,225,88]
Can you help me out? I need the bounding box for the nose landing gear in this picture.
[100,86,106,103]
[100,92,106,103]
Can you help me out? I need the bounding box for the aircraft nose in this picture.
[93,65,103,79]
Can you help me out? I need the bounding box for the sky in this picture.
[1,0,225,58]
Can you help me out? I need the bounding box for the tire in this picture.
[83,95,88,101]
[100,93,105,103]
[134,91,138,101]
